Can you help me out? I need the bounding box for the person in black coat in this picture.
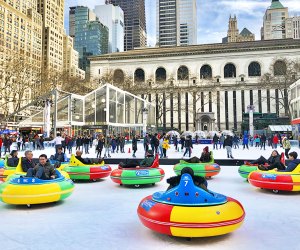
[7,150,19,167]
[183,135,193,158]
[166,167,209,192]
[224,136,234,159]
[21,150,35,172]
[213,134,219,150]
[96,136,104,158]
[251,150,285,170]
[186,146,211,163]
[260,134,267,150]
[76,136,83,150]
[132,135,138,157]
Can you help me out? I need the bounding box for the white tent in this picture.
[193,130,206,138]
[166,130,180,138]
[222,130,234,136]
[181,131,193,137]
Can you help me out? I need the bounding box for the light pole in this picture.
[142,107,148,137]
[247,105,255,137]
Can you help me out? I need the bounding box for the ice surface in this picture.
[1,144,300,250]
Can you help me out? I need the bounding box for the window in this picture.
[200,65,212,79]
[224,63,236,78]
[274,60,287,76]
[248,62,261,77]
[155,67,166,82]
[177,66,189,80]
[113,69,124,84]
[134,68,145,83]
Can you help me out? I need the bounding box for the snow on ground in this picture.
[1,144,300,250]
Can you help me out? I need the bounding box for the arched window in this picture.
[248,62,261,77]
[113,69,124,84]
[274,60,287,76]
[224,63,236,78]
[134,68,145,83]
[200,65,212,79]
[177,66,189,80]
[155,67,167,82]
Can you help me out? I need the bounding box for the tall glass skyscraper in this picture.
[94,4,124,53]
[157,0,197,47]
[70,6,108,77]
[105,0,147,51]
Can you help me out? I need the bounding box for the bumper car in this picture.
[0,170,74,207]
[0,159,4,168]
[248,163,300,193]
[62,155,111,181]
[111,155,164,187]
[238,153,285,179]
[174,152,220,178]
[0,156,21,182]
[137,173,245,237]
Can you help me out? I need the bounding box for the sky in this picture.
[64,0,300,46]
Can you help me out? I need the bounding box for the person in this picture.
[185,146,211,163]
[242,134,249,150]
[139,150,155,167]
[224,135,234,159]
[120,150,155,168]
[26,154,57,180]
[83,135,90,154]
[50,133,64,153]
[213,134,219,150]
[180,136,185,152]
[260,134,266,150]
[143,134,150,154]
[120,136,125,153]
[96,135,104,158]
[111,136,117,153]
[233,135,239,149]
[7,150,19,167]
[159,136,164,158]
[166,167,209,192]
[75,150,102,164]
[21,150,35,172]
[219,135,225,149]
[282,137,291,159]
[104,135,112,158]
[76,136,83,151]
[272,134,279,149]
[251,150,285,171]
[3,136,11,154]
[276,152,300,172]
[162,137,170,158]
[254,136,260,147]
[51,147,67,163]
[183,135,193,158]
[132,135,138,158]
[173,135,178,152]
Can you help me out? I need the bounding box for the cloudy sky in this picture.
[65,0,300,45]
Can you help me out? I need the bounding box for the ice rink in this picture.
[1,144,300,250]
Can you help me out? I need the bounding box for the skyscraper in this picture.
[37,0,65,71]
[70,6,108,77]
[105,0,147,51]
[94,4,124,53]
[286,16,300,39]
[157,0,197,47]
[261,0,289,40]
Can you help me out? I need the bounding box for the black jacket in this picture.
[21,157,35,172]
[184,138,193,148]
[167,175,207,190]
[224,137,233,147]
[7,157,19,167]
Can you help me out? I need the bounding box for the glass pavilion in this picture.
[19,84,156,136]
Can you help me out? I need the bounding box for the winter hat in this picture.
[203,146,209,153]
[181,167,194,177]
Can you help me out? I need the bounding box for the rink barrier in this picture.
[0,158,291,167]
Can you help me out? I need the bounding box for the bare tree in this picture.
[0,53,38,117]
[259,58,300,120]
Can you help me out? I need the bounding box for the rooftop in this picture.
[269,0,285,9]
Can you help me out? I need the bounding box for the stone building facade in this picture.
[89,39,300,132]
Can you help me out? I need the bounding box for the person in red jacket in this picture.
[272,134,279,149]
[0,136,3,157]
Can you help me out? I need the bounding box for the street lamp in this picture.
[142,107,148,137]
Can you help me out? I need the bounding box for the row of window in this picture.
[111,60,287,83]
